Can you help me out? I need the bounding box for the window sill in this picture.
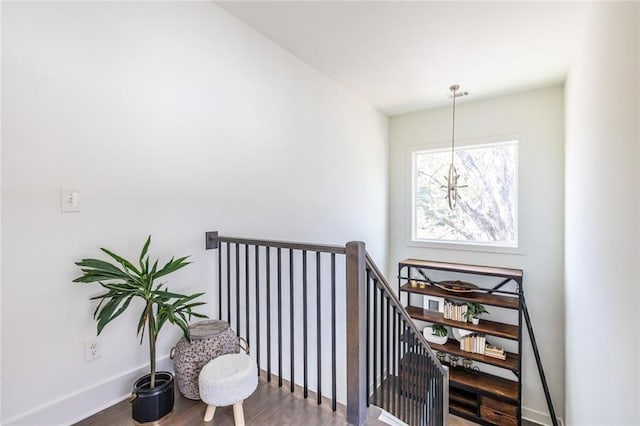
[407,239,525,256]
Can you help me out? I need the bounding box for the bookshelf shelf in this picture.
[405,306,519,340]
[400,282,519,309]
[428,338,519,371]
[398,259,524,426]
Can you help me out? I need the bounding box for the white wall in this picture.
[0,2,388,424]
[389,87,565,425]
[564,3,640,424]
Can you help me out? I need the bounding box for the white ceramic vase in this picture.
[423,327,448,345]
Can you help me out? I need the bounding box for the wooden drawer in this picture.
[480,406,517,426]
[481,396,517,417]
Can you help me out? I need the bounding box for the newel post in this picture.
[345,241,367,425]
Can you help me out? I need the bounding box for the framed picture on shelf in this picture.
[423,295,445,313]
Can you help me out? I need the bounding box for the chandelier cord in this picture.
[451,85,457,167]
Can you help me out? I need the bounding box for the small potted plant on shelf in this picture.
[423,324,448,345]
[74,236,207,424]
[464,302,489,325]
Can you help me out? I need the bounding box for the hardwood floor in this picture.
[76,374,356,426]
[75,373,538,425]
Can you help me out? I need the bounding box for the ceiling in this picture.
[216,1,590,115]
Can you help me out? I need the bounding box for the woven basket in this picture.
[170,320,239,400]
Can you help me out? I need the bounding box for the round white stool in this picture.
[198,352,258,425]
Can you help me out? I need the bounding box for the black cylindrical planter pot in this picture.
[131,372,175,424]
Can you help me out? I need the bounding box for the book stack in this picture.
[460,334,486,354]
[443,300,467,322]
[484,344,506,360]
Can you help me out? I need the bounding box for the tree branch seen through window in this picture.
[412,141,518,247]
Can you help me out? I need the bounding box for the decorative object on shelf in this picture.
[433,279,479,293]
[463,302,489,325]
[449,355,459,367]
[73,236,207,424]
[460,334,486,355]
[423,324,448,345]
[443,300,468,322]
[451,327,473,342]
[409,279,426,289]
[485,344,507,360]
[436,351,447,363]
[442,84,469,210]
[462,358,473,369]
[423,295,445,313]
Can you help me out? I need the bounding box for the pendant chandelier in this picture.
[444,84,468,210]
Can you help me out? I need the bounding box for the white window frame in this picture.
[408,136,525,254]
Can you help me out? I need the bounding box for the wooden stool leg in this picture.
[204,405,216,422]
[233,401,245,426]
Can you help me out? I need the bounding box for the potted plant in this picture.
[74,236,207,424]
[464,302,489,325]
[423,324,448,345]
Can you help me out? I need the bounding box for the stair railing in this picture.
[206,232,448,426]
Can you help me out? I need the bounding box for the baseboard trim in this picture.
[2,357,172,426]
[523,406,564,426]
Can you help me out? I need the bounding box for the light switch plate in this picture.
[61,188,80,212]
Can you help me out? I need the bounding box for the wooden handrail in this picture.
[206,231,346,254]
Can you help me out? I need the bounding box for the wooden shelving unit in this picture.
[398,259,523,426]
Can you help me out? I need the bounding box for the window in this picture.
[411,140,518,248]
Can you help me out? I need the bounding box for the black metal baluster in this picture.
[266,247,272,382]
[403,324,408,423]
[424,353,428,426]
[331,253,336,412]
[226,242,231,324]
[431,363,436,426]
[397,312,402,421]
[245,244,249,346]
[411,338,416,426]
[316,251,322,405]
[427,352,432,426]
[417,344,420,426]
[418,345,427,425]
[379,283,384,410]
[439,361,442,425]
[277,248,283,387]
[366,269,371,408]
[434,357,438,426]
[392,308,397,416]
[414,332,418,426]
[426,356,430,426]
[218,243,222,320]
[236,243,240,336]
[372,280,378,405]
[419,345,424,426]
[289,249,295,393]
[302,250,308,398]
[385,297,390,412]
[255,245,260,373]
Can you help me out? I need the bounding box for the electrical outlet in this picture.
[84,337,102,362]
